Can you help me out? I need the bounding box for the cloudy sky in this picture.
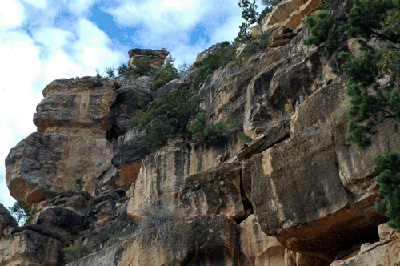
[0,0,268,208]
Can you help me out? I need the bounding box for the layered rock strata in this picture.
[128,48,170,69]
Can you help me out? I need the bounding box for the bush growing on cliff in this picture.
[305,0,400,231]
[62,240,92,262]
[154,55,179,89]
[143,87,203,149]
[9,199,38,225]
[188,112,226,141]
[193,41,236,90]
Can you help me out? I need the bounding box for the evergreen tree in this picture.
[304,0,400,231]
[154,55,179,89]
[143,87,203,149]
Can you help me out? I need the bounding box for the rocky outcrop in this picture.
[128,48,170,69]
[115,215,238,266]
[0,204,18,238]
[0,226,65,265]
[6,132,114,204]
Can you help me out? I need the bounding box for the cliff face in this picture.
[2,0,400,265]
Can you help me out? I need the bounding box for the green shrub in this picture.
[8,199,38,225]
[126,110,152,130]
[74,178,86,191]
[104,227,137,248]
[117,63,131,76]
[63,240,92,263]
[143,87,203,149]
[330,111,339,120]
[193,42,237,90]
[154,55,178,89]
[188,112,226,141]
[240,131,253,144]
[130,56,155,77]
[105,67,115,78]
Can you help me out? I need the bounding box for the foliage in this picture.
[305,0,400,230]
[117,63,131,76]
[125,56,155,77]
[330,111,339,121]
[188,112,226,141]
[193,41,236,90]
[127,110,151,130]
[62,240,92,262]
[74,178,86,191]
[8,199,38,225]
[105,67,115,78]
[95,68,102,78]
[374,152,400,232]
[154,55,178,89]
[240,131,253,144]
[143,87,203,149]
[261,0,283,6]
[127,89,150,107]
[303,10,341,49]
[86,199,94,208]
[104,227,137,248]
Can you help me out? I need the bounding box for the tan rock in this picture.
[261,0,321,32]
[240,214,287,265]
[6,132,114,204]
[0,228,64,265]
[127,139,244,220]
[34,76,118,138]
[330,239,400,266]
[128,48,169,69]
[116,215,238,266]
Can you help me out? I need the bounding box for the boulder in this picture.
[33,190,91,216]
[0,226,64,265]
[37,207,84,241]
[115,215,238,266]
[34,76,118,138]
[128,48,169,69]
[6,132,114,204]
[0,204,18,238]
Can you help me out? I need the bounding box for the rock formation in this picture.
[3,0,400,265]
[128,48,170,69]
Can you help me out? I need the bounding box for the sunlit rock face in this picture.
[128,48,170,69]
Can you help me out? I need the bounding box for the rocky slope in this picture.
[2,0,400,265]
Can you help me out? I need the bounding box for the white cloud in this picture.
[0,0,25,30]
[21,0,47,9]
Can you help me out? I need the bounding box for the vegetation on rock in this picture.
[305,0,400,231]
[62,240,93,263]
[154,55,179,89]
[8,199,38,225]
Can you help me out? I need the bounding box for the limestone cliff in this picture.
[2,0,400,265]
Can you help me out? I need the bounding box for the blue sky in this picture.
[0,0,265,207]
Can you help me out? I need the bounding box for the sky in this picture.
[0,0,268,208]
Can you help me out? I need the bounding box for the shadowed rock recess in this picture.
[4,0,400,265]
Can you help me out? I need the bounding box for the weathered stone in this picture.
[0,227,64,265]
[34,77,118,138]
[107,85,152,138]
[244,27,343,138]
[239,214,287,265]
[37,207,84,241]
[66,240,121,266]
[242,122,388,262]
[0,204,18,238]
[261,0,321,32]
[127,139,243,220]
[85,197,119,228]
[330,239,400,266]
[33,190,91,216]
[128,48,169,69]
[115,215,238,266]
[6,132,114,204]
[195,43,224,63]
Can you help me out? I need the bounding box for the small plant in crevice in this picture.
[240,131,253,144]
[62,240,93,263]
[74,178,86,191]
[330,110,339,121]
[104,227,137,248]
[8,199,38,225]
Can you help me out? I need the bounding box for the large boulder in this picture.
[0,204,18,238]
[6,132,114,204]
[115,215,238,266]
[128,48,169,69]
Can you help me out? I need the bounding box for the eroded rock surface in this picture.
[115,215,238,266]
[128,48,169,69]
